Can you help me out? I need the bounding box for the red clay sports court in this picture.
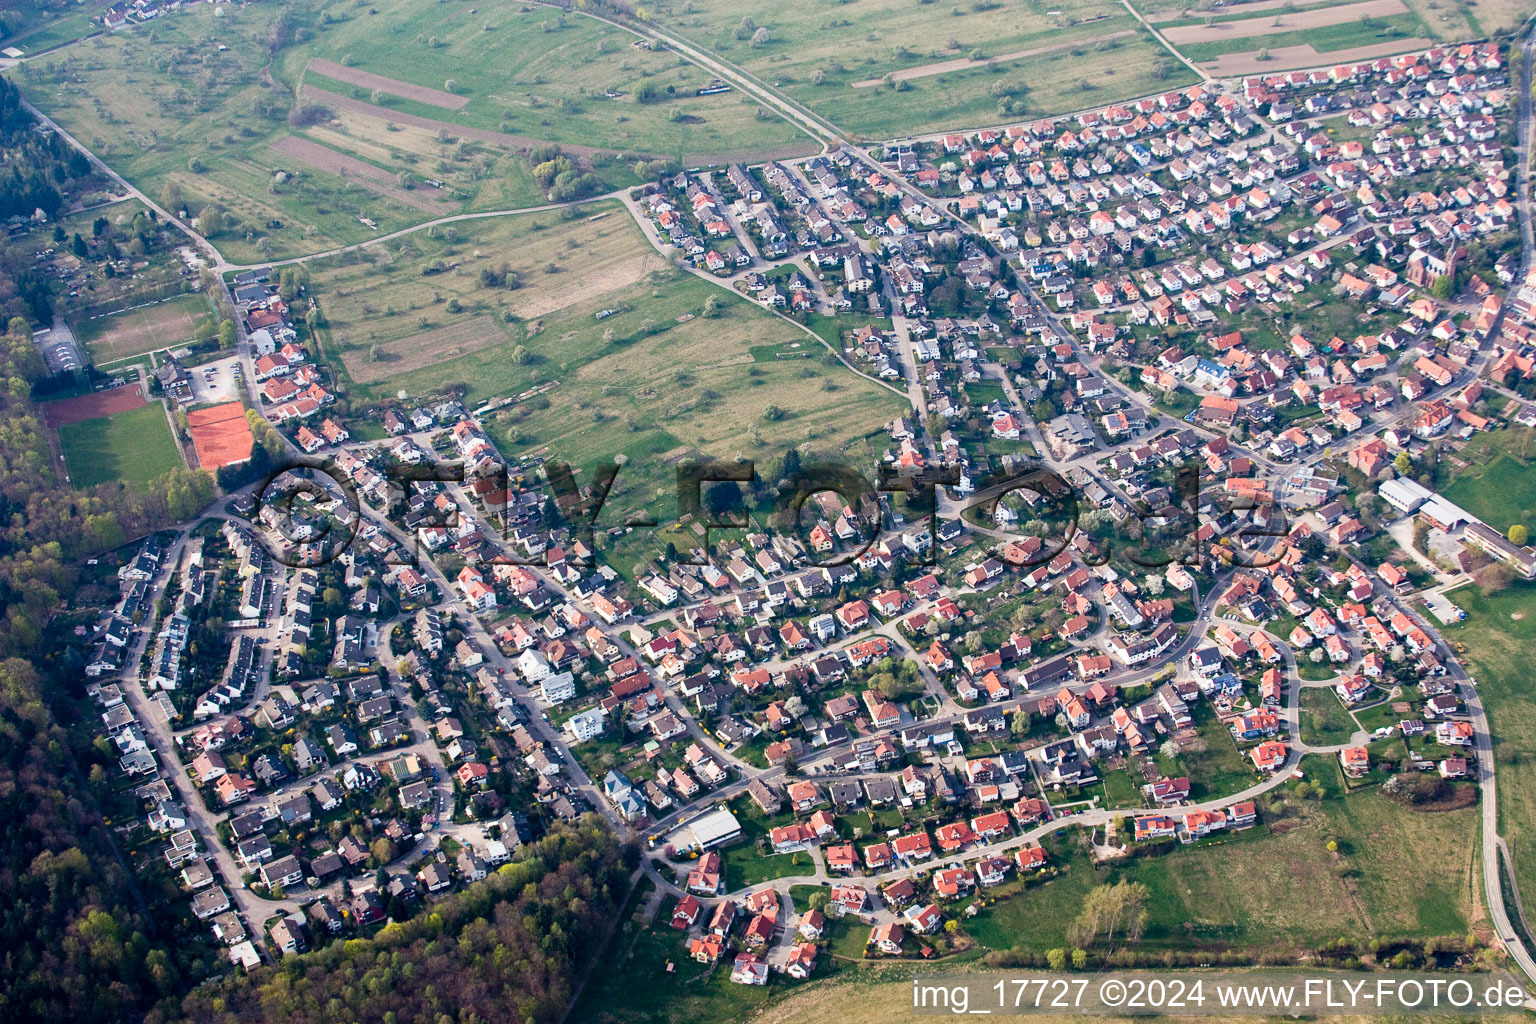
[187,402,255,470]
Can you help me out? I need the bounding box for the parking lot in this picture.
[186,354,243,406]
[34,320,84,375]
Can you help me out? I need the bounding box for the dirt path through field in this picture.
[270,135,454,214]
[1162,0,1407,45]
[308,59,469,110]
[853,31,1136,88]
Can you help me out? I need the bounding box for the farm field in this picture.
[648,0,1196,138]
[297,1,813,165]
[1150,0,1365,25]
[10,0,805,264]
[1141,0,1494,37]
[57,400,182,488]
[1160,0,1414,46]
[1446,580,1536,913]
[964,788,1478,954]
[75,291,215,364]
[307,201,905,530]
[10,3,454,263]
[1160,0,1432,70]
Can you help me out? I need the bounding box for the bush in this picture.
[287,103,331,127]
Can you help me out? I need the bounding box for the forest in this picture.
[0,73,638,1021]
[0,302,638,1021]
[168,821,637,1024]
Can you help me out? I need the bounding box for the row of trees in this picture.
[0,75,93,224]
[0,306,220,1017]
[0,282,220,1022]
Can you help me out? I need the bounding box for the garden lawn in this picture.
[1440,447,1536,536]
[1299,687,1358,747]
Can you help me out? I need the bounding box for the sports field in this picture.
[58,401,183,488]
[186,402,256,471]
[75,292,214,364]
[41,383,148,428]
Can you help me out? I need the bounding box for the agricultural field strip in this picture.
[1198,38,1437,75]
[306,58,469,109]
[342,316,508,385]
[298,85,608,160]
[1161,0,1410,46]
[851,31,1139,88]
[269,135,454,214]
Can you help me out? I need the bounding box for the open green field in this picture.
[0,1,114,56]
[58,401,182,488]
[965,789,1478,955]
[649,0,1196,138]
[1442,453,1536,536]
[75,291,214,363]
[1441,429,1536,536]
[1171,12,1427,63]
[1300,687,1358,747]
[1446,579,1536,912]
[306,201,904,528]
[11,0,806,263]
[297,2,813,165]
